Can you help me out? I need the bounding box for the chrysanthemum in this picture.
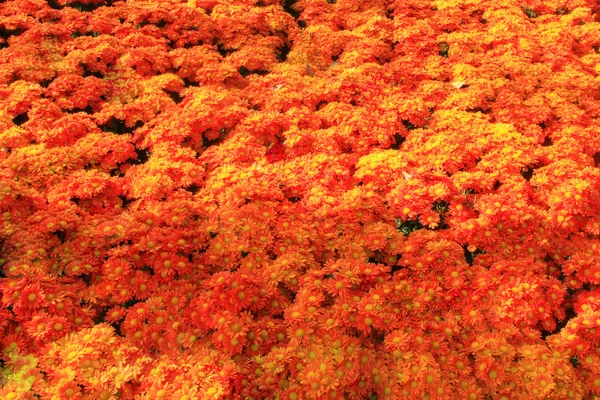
[17,284,45,312]
[475,356,507,389]
[105,306,126,324]
[286,322,315,345]
[298,363,335,399]
[25,314,52,342]
[454,377,483,400]
[101,258,131,281]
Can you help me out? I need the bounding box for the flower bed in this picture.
[2,0,600,398]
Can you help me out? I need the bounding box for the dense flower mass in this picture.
[2,0,600,398]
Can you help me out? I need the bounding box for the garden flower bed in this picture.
[2,0,600,398]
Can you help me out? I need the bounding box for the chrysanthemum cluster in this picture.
[2,0,600,398]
